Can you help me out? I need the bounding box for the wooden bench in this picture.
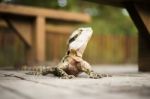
[85,0,150,72]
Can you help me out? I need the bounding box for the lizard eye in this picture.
[68,29,82,44]
[68,34,78,44]
[67,50,70,55]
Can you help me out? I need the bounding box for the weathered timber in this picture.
[34,16,46,63]
[0,3,91,23]
[125,3,150,72]
[0,4,91,65]
[0,65,150,99]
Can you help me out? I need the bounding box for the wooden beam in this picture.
[0,4,91,23]
[0,18,32,47]
[2,17,31,47]
[125,3,150,72]
[46,25,76,34]
[135,5,150,33]
[0,19,7,28]
[8,20,32,47]
[34,16,46,63]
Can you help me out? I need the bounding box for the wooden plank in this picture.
[0,4,91,23]
[0,80,69,99]
[46,25,76,34]
[0,66,150,99]
[0,71,73,99]
[0,19,76,35]
[34,16,46,63]
[0,86,27,99]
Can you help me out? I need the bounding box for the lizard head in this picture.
[67,27,93,57]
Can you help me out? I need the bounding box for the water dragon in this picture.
[23,27,110,79]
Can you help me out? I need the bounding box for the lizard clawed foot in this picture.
[60,75,75,79]
[99,73,112,77]
[89,72,111,79]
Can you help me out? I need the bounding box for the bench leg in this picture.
[125,3,150,72]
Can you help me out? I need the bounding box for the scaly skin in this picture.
[24,27,111,79]
[25,51,110,79]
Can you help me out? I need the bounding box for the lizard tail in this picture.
[21,65,55,75]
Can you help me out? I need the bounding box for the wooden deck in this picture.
[0,65,150,99]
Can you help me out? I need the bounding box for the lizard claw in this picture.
[89,72,101,79]
[99,74,112,77]
[89,73,111,79]
[60,75,75,79]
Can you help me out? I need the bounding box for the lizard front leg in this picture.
[78,60,110,79]
[54,67,75,79]
[54,61,75,79]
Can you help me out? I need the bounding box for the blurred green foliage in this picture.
[78,2,137,35]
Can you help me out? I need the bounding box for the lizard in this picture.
[23,27,110,79]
